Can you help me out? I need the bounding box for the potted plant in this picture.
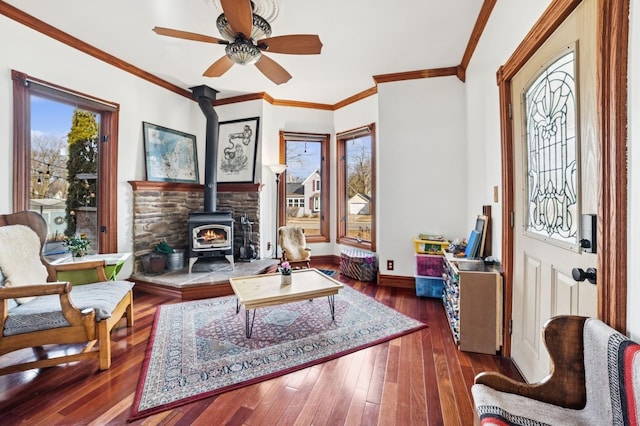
[64,233,90,259]
[279,261,292,285]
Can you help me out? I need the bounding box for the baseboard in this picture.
[378,274,416,289]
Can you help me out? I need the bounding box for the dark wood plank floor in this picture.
[0,265,522,425]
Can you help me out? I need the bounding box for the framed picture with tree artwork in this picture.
[216,117,260,183]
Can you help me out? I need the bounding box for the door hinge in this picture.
[508,103,513,119]
[508,318,513,335]
[101,135,109,143]
[510,211,515,227]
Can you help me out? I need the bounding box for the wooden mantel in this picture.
[128,180,264,193]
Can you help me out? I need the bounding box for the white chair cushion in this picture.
[0,224,49,304]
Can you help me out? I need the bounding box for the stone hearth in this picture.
[128,180,263,275]
[132,258,277,288]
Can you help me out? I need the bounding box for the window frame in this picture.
[12,70,120,253]
[337,123,376,251]
[279,131,330,243]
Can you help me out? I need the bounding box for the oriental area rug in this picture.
[129,284,426,420]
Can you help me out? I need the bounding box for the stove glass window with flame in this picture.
[192,224,232,251]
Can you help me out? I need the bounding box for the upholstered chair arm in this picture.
[0,282,96,340]
[52,260,109,282]
[474,315,587,409]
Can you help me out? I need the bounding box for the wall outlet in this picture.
[267,242,271,251]
[387,260,394,271]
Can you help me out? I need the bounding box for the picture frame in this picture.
[142,122,199,183]
[216,117,260,183]
[474,214,489,257]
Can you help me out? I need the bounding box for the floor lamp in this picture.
[268,164,287,260]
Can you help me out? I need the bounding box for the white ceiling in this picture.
[6,0,485,105]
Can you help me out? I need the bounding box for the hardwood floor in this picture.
[0,265,522,425]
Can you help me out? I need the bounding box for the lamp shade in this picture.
[225,41,261,65]
[216,13,272,42]
[268,164,288,175]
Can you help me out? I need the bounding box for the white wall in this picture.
[377,77,468,277]
[0,15,205,259]
[628,0,639,340]
[464,0,553,261]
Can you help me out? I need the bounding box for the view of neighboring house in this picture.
[286,169,371,218]
[349,193,371,215]
[285,170,321,217]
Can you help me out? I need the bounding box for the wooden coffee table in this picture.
[229,268,344,337]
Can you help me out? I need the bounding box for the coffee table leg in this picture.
[327,295,336,320]
[236,298,240,314]
[245,309,256,338]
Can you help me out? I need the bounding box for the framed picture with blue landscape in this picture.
[142,122,199,183]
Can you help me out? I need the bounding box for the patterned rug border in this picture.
[129,285,426,421]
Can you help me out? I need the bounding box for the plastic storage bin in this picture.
[415,254,444,277]
[414,239,450,254]
[415,275,445,298]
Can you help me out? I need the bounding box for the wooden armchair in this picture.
[472,315,640,425]
[0,211,134,375]
[278,226,311,269]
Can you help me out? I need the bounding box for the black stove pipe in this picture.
[190,85,219,212]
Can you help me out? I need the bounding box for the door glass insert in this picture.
[524,50,578,246]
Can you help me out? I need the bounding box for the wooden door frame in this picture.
[498,0,629,356]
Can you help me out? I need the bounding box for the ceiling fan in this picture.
[152,0,323,85]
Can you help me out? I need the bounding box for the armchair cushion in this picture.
[0,224,49,304]
[4,280,134,336]
[279,226,311,261]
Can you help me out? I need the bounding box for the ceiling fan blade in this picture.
[153,27,225,44]
[259,35,323,55]
[255,55,292,85]
[203,55,235,77]
[220,0,253,39]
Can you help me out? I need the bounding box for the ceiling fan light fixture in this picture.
[215,14,236,42]
[225,41,262,65]
[216,13,272,42]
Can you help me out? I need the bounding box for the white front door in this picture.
[510,0,598,382]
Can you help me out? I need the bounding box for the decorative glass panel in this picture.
[524,50,578,245]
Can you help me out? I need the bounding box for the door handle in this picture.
[572,267,597,285]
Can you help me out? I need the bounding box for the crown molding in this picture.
[2,0,496,111]
[373,67,459,84]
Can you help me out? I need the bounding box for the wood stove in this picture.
[187,211,234,273]
[187,85,236,273]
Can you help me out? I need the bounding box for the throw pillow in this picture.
[0,224,50,304]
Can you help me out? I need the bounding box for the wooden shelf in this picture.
[128,180,263,193]
[443,252,503,354]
